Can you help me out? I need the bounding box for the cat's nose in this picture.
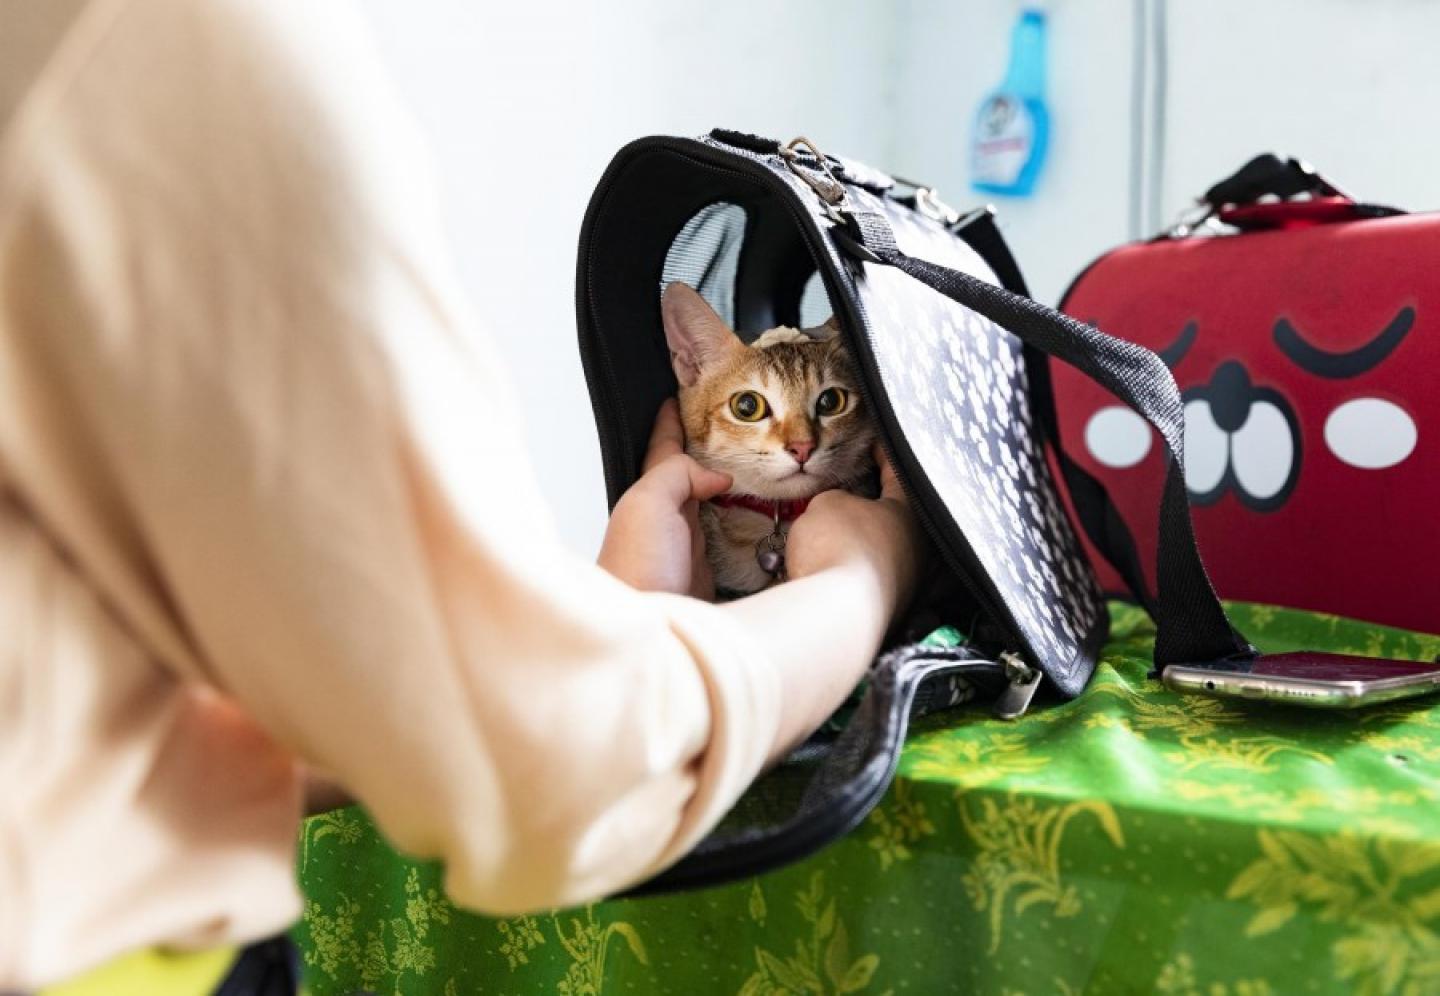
[786,441,815,465]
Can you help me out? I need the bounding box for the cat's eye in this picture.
[729,391,770,422]
[816,387,850,417]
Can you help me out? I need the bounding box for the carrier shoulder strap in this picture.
[837,209,1253,667]
[950,210,1159,620]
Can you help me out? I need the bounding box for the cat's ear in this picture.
[809,315,842,342]
[662,283,737,387]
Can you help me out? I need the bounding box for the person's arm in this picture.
[0,0,921,913]
[601,401,921,765]
[728,473,918,762]
[309,405,918,815]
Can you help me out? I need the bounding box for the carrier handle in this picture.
[952,210,1159,622]
[836,210,1254,668]
[1166,155,1402,237]
[1163,154,1349,237]
[621,645,1010,896]
[1202,153,1349,209]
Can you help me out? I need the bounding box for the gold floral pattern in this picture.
[1361,733,1440,763]
[302,895,361,979]
[740,873,886,996]
[902,730,1048,787]
[291,602,1440,996]
[1089,676,1333,773]
[496,914,545,969]
[360,868,453,993]
[748,880,768,926]
[300,867,453,994]
[403,868,452,941]
[1089,680,1246,737]
[958,793,1125,954]
[1170,781,1434,828]
[1154,952,1274,995]
[301,807,364,871]
[553,907,648,996]
[864,780,935,869]
[1160,734,1333,774]
[1228,830,1440,994]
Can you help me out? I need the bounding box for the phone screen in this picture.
[1250,652,1440,682]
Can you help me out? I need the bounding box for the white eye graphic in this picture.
[1324,398,1417,469]
[1231,401,1295,500]
[1084,406,1151,468]
[1183,399,1228,494]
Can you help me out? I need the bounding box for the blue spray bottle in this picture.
[971,7,1050,197]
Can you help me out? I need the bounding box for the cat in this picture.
[661,281,876,595]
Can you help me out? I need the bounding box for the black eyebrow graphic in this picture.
[1273,306,1415,379]
[1158,321,1198,368]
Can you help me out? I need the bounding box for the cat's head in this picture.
[662,282,875,500]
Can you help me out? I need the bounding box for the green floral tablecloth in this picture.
[294,603,1440,996]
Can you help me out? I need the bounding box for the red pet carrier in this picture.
[1055,155,1436,634]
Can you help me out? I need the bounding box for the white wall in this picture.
[358,0,898,556]
[1163,0,1440,216]
[888,0,1139,304]
[360,0,1440,556]
[890,0,1440,304]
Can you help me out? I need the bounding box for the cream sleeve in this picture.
[0,0,779,913]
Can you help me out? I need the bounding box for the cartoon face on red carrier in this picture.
[1055,214,1435,634]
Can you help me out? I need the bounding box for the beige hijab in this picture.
[0,0,90,130]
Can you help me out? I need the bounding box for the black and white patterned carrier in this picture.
[575,130,1252,894]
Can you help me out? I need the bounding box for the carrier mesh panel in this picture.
[799,270,832,328]
[660,202,746,328]
[660,203,833,334]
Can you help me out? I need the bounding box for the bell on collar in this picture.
[755,530,786,578]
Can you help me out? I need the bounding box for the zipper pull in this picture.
[992,651,1042,720]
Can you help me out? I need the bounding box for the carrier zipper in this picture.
[993,651,1042,720]
[576,155,644,505]
[577,138,1037,669]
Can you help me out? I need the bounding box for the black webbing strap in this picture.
[1202,153,1342,208]
[952,211,1159,618]
[841,209,1253,666]
[214,935,302,996]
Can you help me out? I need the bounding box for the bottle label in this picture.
[972,95,1034,187]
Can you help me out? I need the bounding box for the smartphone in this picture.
[1162,652,1440,709]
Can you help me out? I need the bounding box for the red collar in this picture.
[708,493,814,522]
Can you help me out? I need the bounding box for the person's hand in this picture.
[784,445,923,618]
[597,399,731,599]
